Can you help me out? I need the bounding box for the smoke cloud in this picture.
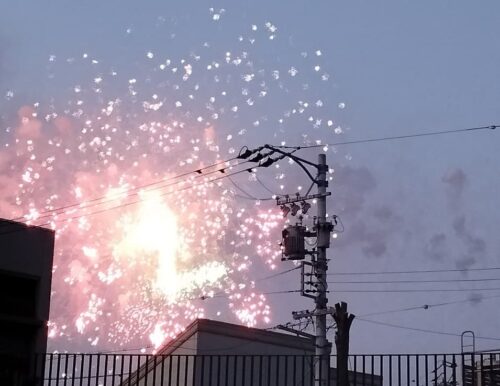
[333,165,377,215]
[435,168,487,269]
[424,233,447,261]
[442,168,467,208]
[452,215,486,270]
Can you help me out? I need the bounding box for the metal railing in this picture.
[28,352,500,386]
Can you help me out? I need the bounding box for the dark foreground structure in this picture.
[20,317,500,385]
[28,318,500,385]
[34,351,500,385]
[0,219,55,386]
[464,356,500,386]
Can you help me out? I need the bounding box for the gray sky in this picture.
[1,1,499,354]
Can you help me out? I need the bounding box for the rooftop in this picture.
[156,318,314,355]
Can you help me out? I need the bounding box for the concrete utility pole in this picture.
[240,146,337,386]
[315,153,330,386]
[279,153,334,386]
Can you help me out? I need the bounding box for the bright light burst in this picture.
[0,7,343,351]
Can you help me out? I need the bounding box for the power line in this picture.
[171,267,302,303]
[356,317,500,342]
[227,176,275,201]
[195,268,301,300]
[359,293,500,318]
[255,176,282,196]
[1,146,297,235]
[331,288,500,293]
[3,124,497,232]
[2,157,245,228]
[9,157,238,222]
[272,124,498,150]
[329,277,500,284]
[0,165,255,237]
[255,266,301,282]
[329,266,500,276]
[263,289,302,295]
[198,288,302,301]
[212,289,302,298]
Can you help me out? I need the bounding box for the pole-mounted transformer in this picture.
[281,221,318,261]
[281,225,307,260]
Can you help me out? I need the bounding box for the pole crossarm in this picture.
[276,192,331,206]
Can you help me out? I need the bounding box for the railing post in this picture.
[452,354,457,386]
[389,355,392,386]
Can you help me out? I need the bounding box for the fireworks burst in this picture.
[0,7,344,351]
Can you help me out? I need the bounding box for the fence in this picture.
[29,352,500,386]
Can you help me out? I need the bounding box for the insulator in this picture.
[237,146,254,159]
[290,203,300,216]
[280,205,291,218]
[301,201,311,214]
[259,157,275,167]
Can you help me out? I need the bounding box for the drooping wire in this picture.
[7,156,240,224]
[0,165,254,237]
[2,158,246,229]
[0,147,301,235]
[227,175,275,201]
[255,175,287,198]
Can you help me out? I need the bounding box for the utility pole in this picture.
[315,153,330,386]
[278,152,334,386]
[237,146,337,386]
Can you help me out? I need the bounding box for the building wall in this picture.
[0,219,55,385]
[194,329,315,386]
[125,320,382,386]
[156,332,198,386]
[129,320,317,386]
[125,320,314,386]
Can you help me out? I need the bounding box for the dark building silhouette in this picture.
[0,219,54,386]
[464,355,500,386]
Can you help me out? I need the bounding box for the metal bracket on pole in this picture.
[276,325,315,340]
[293,308,335,319]
[276,192,331,206]
[301,261,316,299]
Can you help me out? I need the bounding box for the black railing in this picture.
[29,352,500,386]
